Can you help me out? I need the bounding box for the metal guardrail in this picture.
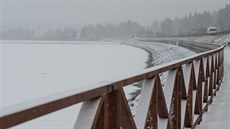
[0,43,224,129]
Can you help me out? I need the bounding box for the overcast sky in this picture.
[1,0,229,30]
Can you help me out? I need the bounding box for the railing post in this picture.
[213,53,218,92]
[203,56,209,104]
[184,62,196,127]
[164,67,187,129]
[120,89,137,129]
[107,90,122,129]
[193,58,204,125]
[74,97,105,129]
[208,55,214,97]
[134,76,159,129]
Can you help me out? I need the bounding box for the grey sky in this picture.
[1,0,229,30]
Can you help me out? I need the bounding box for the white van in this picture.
[207,27,218,34]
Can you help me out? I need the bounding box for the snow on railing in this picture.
[0,43,224,129]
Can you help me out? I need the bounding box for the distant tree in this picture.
[172,17,181,35]
[160,18,174,36]
[79,20,150,40]
[216,5,230,31]
[2,29,32,40]
[151,21,160,32]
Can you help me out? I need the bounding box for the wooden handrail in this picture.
[0,43,224,129]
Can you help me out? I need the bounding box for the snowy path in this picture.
[197,46,230,129]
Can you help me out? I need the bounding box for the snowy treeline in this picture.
[0,28,78,40]
[80,20,153,40]
[79,4,230,39]
[158,4,230,36]
[0,4,229,40]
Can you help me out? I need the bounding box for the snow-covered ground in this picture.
[126,40,196,66]
[196,46,230,129]
[126,40,195,88]
[125,40,196,115]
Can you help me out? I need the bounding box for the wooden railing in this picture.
[0,43,224,129]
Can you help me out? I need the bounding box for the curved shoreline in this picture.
[122,43,154,100]
[123,43,153,69]
[123,40,196,101]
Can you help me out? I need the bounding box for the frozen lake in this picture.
[0,41,148,128]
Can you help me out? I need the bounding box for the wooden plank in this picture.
[194,58,204,116]
[179,66,187,100]
[157,75,169,118]
[149,75,160,129]
[0,83,111,129]
[208,55,214,96]
[169,68,182,129]
[203,56,210,103]
[134,77,157,129]
[202,57,208,79]
[183,63,195,127]
[120,89,137,129]
[181,100,187,129]
[95,95,108,129]
[74,97,104,129]
[194,60,203,100]
[164,69,177,112]
[108,89,121,129]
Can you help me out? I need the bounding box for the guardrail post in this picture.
[194,58,204,117]
[208,55,214,97]
[184,62,196,127]
[203,56,209,104]
[213,53,218,92]
[74,97,105,129]
[163,67,187,129]
[120,89,137,129]
[134,76,159,129]
[221,49,224,79]
[107,88,138,129]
